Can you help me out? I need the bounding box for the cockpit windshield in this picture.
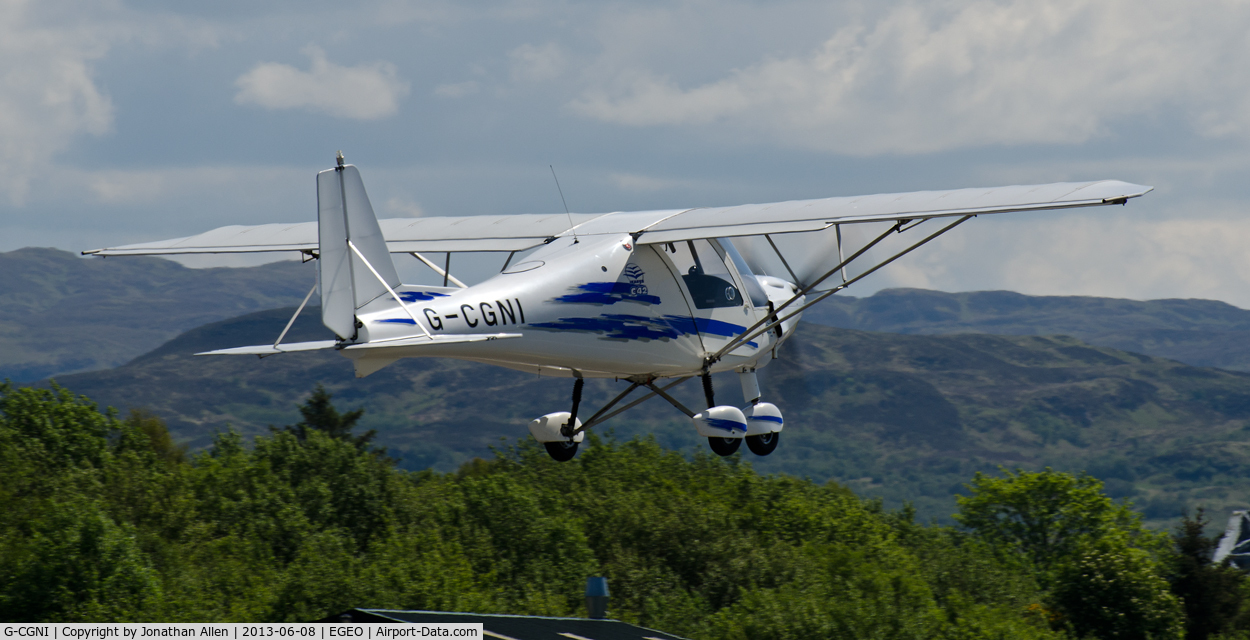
[719,238,769,307]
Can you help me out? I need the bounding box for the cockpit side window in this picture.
[719,238,770,307]
[664,240,742,309]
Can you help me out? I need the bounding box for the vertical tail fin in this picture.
[317,163,400,340]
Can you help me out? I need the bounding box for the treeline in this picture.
[1,383,1248,639]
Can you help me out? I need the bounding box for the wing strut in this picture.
[764,234,802,286]
[273,280,320,350]
[709,219,904,362]
[709,214,975,362]
[409,252,467,288]
[835,225,848,283]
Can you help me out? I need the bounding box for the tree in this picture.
[1050,535,1184,640]
[954,468,1156,574]
[1169,508,1250,640]
[273,385,384,456]
[121,409,186,466]
[956,468,1183,639]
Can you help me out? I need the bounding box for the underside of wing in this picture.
[195,333,521,357]
[622,180,1153,245]
[84,213,603,257]
[83,180,1150,258]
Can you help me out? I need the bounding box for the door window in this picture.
[664,240,742,309]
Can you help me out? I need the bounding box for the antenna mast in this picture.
[550,165,577,243]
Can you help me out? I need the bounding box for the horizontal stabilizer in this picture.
[195,340,339,356]
[195,333,522,357]
[341,333,522,351]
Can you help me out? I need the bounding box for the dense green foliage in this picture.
[48,310,1250,527]
[1170,510,1250,640]
[5,382,1250,638]
[956,469,1162,573]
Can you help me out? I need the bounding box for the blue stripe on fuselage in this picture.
[530,314,758,347]
[551,282,661,306]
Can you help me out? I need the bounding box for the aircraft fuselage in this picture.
[346,233,803,379]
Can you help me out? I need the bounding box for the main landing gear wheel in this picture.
[544,440,579,462]
[708,437,741,456]
[745,431,780,456]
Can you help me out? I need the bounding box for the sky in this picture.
[4,0,1250,305]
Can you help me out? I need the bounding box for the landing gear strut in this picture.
[543,378,584,461]
[564,377,584,437]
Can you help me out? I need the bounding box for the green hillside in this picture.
[42,308,1250,526]
[806,288,1250,371]
[0,248,313,381]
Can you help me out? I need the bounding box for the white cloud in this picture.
[382,196,425,218]
[509,42,567,83]
[88,171,166,204]
[859,203,1250,310]
[0,0,115,204]
[234,45,410,120]
[569,0,1250,155]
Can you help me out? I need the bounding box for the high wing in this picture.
[83,180,1150,257]
[83,213,604,256]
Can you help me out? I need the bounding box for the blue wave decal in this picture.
[531,314,684,341]
[398,291,449,303]
[552,282,661,306]
[377,318,417,324]
[530,314,757,347]
[705,418,747,433]
[750,415,784,424]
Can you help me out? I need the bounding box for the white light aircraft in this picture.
[85,154,1151,461]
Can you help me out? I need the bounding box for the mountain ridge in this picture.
[0,247,313,381]
[36,306,1250,526]
[804,287,1250,371]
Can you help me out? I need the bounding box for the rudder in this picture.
[317,162,401,340]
